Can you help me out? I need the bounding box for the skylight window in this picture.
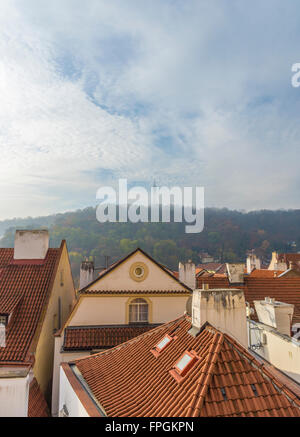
[156,335,172,351]
[170,350,199,382]
[176,353,193,372]
[151,334,174,357]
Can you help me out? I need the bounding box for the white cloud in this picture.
[0,0,300,219]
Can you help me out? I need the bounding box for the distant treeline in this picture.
[1,206,300,282]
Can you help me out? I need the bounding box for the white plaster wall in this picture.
[249,320,300,383]
[0,375,30,417]
[52,335,89,417]
[59,366,89,417]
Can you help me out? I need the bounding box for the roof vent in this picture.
[14,230,49,260]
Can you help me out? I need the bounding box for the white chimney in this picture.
[246,254,261,274]
[189,288,248,347]
[254,298,294,336]
[14,230,49,260]
[226,263,244,284]
[79,261,95,289]
[179,260,196,290]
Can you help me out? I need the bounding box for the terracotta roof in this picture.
[197,275,300,325]
[63,324,161,351]
[28,377,49,417]
[196,263,226,274]
[278,253,300,264]
[0,245,63,363]
[248,269,284,278]
[67,316,300,417]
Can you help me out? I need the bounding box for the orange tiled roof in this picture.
[69,316,300,417]
[0,245,62,363]
[278,253,300,264]
[63,324,160,351]
[28,377,49,417]
[248,269,284,278]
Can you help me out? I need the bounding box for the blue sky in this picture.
[0,0,300,219]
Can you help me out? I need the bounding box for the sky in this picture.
[0,0,300,219]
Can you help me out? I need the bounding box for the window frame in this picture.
[128,298,149,324]
[170,350,199,382]
[0,314,8,326]
[151,334,175,357]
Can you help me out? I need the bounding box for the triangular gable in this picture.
[81,248,191,294]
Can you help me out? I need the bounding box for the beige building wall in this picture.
[88,251,186,292]
[33,243,75,403]
[69,295,189,326]
[248,320,300,383]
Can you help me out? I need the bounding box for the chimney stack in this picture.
[79,260,95,289]
[189,288,248,347]
[226,263,244,284]
[254,298,294,336]
[14,230,49,260]
[179,260,196,290]
[246,253,261,274]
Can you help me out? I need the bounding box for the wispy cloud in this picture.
[0,0,300,218]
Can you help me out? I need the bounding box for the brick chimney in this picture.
[79,260,95,289]
[189,288,248,347]
[179,260,196,290]
[254,298,294,336]
[14,230,49,260]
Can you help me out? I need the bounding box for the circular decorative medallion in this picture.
[129,262,149,282]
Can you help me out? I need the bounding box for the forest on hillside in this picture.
[1,207,300,282]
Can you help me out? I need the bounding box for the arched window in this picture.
[129,298,149,324]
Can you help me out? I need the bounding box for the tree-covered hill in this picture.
[1,207,300,283]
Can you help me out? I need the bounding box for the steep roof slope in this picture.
[71,316,300,417]
[28,377,49,417]
[0,244,63,363]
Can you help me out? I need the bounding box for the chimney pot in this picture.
[80,260,95,289]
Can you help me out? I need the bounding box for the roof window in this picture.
[170,350,199,382]
[151,334,174,357]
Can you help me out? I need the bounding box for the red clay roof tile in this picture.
[64,316,300,417]
[28,378,49,417]
[0,246,62,363]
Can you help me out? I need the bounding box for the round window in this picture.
[134,266,144,277]
[129,262,149,282]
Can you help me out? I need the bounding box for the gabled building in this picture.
[52,248,192,416]
[0,230,75,417]
[59,288,300,417]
